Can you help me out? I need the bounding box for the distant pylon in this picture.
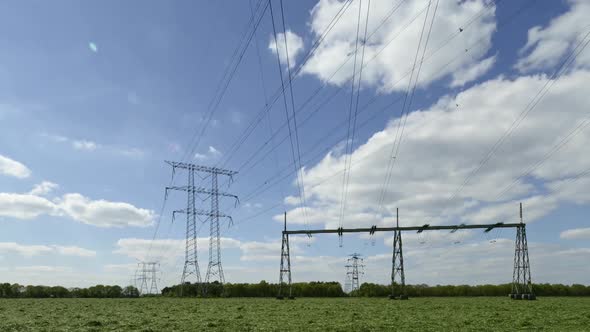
[390,208,407,300]
[510,203,536,300]
[277,212,293,299]
[345,253,364,293]
[135,261,159,295]
[135,263,147,295]
[148,262,159,295]
[165,161,238,291]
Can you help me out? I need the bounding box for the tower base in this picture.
[509,293,536,300]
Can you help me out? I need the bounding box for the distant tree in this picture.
[105,285,123,298]
[48,286,69,298]
[122,286,140,298]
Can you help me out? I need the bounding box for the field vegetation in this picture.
[0,297,589,331]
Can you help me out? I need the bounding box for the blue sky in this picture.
[1,0,589,289]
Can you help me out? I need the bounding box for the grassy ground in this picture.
[0,297,589,331]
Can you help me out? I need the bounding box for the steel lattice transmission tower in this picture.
[510,203,536,300]
[166,161,237,287]
[345,253,364,293]
[135,262,159,295]
[277,212,293,300]
[390,208,407,300]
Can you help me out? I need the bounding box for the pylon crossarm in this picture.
[196,209,231,219]
[165,161,238,176]
[166,186,238,202]
[283,222,522,235]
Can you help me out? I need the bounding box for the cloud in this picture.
[0,193,56,219]
[277,69,590,229]
[194,146,222,161]
[88,42,98,53]
[0,190,154,228]
[29,181,59,196]
[516,0,590,72]
[302,0,497,91]
[450,55,496,87]
[15,265,73,273]
[112,236,311,266]
[42,134,146,158]
[560,227,590,240]
[269,30,304,69]
[114,237,242,263]
[103,263,137,272]
[239,236,314,262]
[0,154,31,178]
[243,202,263,209]
[53,245,96,257]
[113,147,146,158]
[57,193,155,228]
[168,143,182,154]
[72,140,99,151]
[42,134,68,143]
[0,242,95,257]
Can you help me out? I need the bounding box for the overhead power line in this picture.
[376,0,439,217]
[219,0,433,181]
[429,27,590,221]
[339,0,371,229]
[230,0,527,210]
[181,0,269,163]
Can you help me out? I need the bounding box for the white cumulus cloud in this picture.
[72,140,99,151]
[269,30,305,69]
[0,193,57,219]
[0,242,96,257]
[516,0,590,72]
[194,146,222,161]
[57,193,155,228]
[0,189,155,228]
[0,154,31,178]
[560,227,590,240]
[277,69,590,229]
[29,181,59,196]
[302,0,497,91]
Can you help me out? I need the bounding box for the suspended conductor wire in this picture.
[249,0,288,210]
[280,0,309,225]
[338,0,363,231]
[493,30,590,200]
[376,0,437,219]
[236,0,529,211]
[236,0,492,188]
[181,0,269,163]
[226,0,520,233]
[216,0,355,170]
[145,167,177,262]
[217,0,424,191]
[269,0,308,227]
[426,27,590,225]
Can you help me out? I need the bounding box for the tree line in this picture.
[0,283,140,298]
[352,283,590,297]
[162,281,590,297]
[161,281,346,297]
[1,281,589,298]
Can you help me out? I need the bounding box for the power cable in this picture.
[269,0,308,226]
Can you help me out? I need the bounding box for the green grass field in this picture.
[0,297,589,331]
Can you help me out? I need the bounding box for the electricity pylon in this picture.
[165,161,237,290]
[277,212,293,299]
[510,203,536,300]
[390,208,407,300]
[345,253,364,293]
[135,261,159,295]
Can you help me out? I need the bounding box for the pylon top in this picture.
[165,161,238,176]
